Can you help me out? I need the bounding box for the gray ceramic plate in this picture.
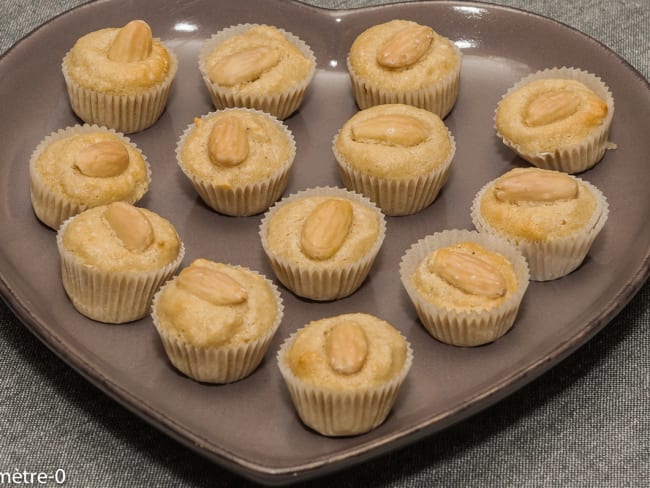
[1,0,649,485]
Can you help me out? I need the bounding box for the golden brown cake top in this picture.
[478,168,597,241]
[62,202,181,272]
[33,130,149,207]
[335,103,453,178]
[348,19,460,92]
[204,25,314,95]
[264,194,381,268]
[179,109,293,188]
[154,259,278,348]
[496,78,608,154]
[65,20,173,95]
[411,241,519,312]
[284,313,408,390]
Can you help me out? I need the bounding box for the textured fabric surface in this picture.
[1,0,649,486]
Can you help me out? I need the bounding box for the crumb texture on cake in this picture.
[204,25,314,94]
[479,168,597,241]
[411,241,519,311]
[496,78,608,154]
[66,28,172,95]
[180,110,292,187]
[154,260,278,348]
[348,19,460,92]
[335,104,453,178]
[34,132,148,206]
[265,195,380,267]
[62,205,180,272]
[285,313,407,390]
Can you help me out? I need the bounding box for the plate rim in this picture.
[1,0,649,484]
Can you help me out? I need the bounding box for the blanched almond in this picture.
[351,114,428,147]
[74,140,129,177]
[524,89,581,126]
[428,247,507,298]
[325,320,368,375]
[209,47,281,86]
[177,260,248,306]
[104,202,154,253]
[107,20,153,63]
[300,199,353,260]
[376,24,434,69]
[494,168,578,203]
[208,115,249,166]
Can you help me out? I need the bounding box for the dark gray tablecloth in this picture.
[1,1,648,486]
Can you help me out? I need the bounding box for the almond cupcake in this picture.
[333,103,455,216]
[57,202,184,323]
[259,187,386,301]
[29,124,150,230]
[495,67,614,173]
[347,19,462,117]
[471,167,609,281]
[198,24,316,120]
[399,229,529,347]
[151,259,283,383]
[277,313,413,436]
[62,20,178,134]
[176,108,296,216]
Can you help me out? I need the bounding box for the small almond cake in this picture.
[347,19,462,117]
[63,20,178,133]
[495,68,614,173]
[471,167,609,281]
[151,259,283,383]
[333,103,455,216]
[29,125,150,230]
[400,229,529,346]
[199,24,316,119]
[57,202,184,323]
[176,108,296,216]
[277,313,413,436]
[259,187,386,301]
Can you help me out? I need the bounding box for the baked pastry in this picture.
[176,108,296,216]
[259,187,386,301]
[151,259,283,383]
[471,167,609,281]
[333,103,455,216]
[198,24,316,120]
[29,124,150,230]
[347,19,462,117]
[399,229,529,346]
[62,19,178,133]
[495,67,614,173]
[57,201,184,323]
[277,312,413,436]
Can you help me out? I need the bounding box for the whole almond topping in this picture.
[177,260,248,306]
[107,20,153,63]
[376,24,434,69]
[494,169,578,203]
[325,320,368,375]
[208,115,249,166]
[428,247,507,298]
[74,140,130,177]
[300,199,353,260]
[351,114,428,147]
[209,47,281,86]
[104,202,154,253]
[524,89,581,126]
